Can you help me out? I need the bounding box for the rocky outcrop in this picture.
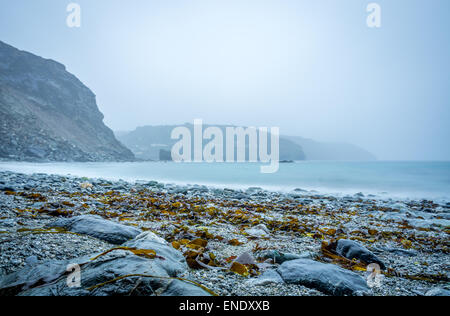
[46,215,142,245]
[277,259,370,296]
[0,229,211,296]
[0,41,134,162]
[336,239,386,270]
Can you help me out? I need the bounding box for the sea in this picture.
[1,161,449,202]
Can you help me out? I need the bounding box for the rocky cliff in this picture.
[0,41,134,162]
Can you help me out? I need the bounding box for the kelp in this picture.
[90,247,159,261]
[321,239,450,284]
[15,227,78,236]
[230,262,249,277]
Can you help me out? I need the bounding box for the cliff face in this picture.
[0,41,134,162]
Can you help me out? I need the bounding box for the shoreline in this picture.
[0,170,449,296]
[1,161,450,203]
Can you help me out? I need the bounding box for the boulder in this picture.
[46,215,142,245]
[277,259,370,296]
[246,270,285,286]
[260,250,314,264]
[425,288,450,297]
[0,232,210,296]
[336,239,386,270]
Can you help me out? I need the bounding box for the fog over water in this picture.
[1,161,450,202]
[1,0,449,161]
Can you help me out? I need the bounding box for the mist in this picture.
[1,0,449,161]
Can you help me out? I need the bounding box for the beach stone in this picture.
[160,279,212,296]
[277,259,370,296]
[260,250,314,264]
[0,259,73,296]
[234,252,257,265]
[45,215,142,245]
[0,233,207,296]
[0,185,16,192]
[246,269,285,286]
[25,256,39,266]
[425,288,450,296]
[245,224,270,238]
[336,239,386,270]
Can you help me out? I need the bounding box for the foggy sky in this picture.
[1,0,449,160]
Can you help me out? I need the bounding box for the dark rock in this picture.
[160,280,212,296]
[247,269,285,286]
[0,232,210,296]
[277,259,370,296]
[46,215,142,245]
[425,288,450,296]
[260,250,314,264]
[336,239,386,270]
[25,256,39,266]
[0,185,15,192]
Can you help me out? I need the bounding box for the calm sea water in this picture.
[1,161,449,201]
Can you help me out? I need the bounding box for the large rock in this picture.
[46,215,142,245]
[260,250,314,264]
[277,259,370,296]
[0,232,211,296]
[336,239,386,270]
[0,40,134,162]
[246,270,285,286]
[425,288,450,297]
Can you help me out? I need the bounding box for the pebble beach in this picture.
[0,170,449,296]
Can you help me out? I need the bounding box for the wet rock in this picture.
[277,259,370,296]
[25,256,39,266]
[160,279,212,296]
[234,252,257,265]
[0,185,15,192]
[425,288,450,297]
[260,250,314,264]
[0,233,209,296]
[246,270,285,286]
[46,215,142,245]
[336,239,386,270]
[245,224,270,238]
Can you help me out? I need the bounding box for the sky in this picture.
[0,0,449,160]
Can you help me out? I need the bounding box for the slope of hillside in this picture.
[286,136,377,161]
[0,41,134,162]
[117,125,306,161]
